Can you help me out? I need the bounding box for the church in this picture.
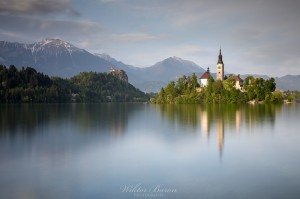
[199,49,243,91]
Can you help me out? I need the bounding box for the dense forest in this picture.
[0,65,148,103]
[150,73,287,104]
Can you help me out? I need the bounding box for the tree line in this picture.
[150,73,284,104]
[0,65,148,103]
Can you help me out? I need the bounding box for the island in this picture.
[150,49,296,104]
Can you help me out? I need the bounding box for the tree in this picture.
[271,90,283,103]
[223,77,235,91]
[0,66,148,103]
[176,77,185,95]
[157,88,165,103]
[254,78,265,100]
[152,74,281,104]
[265,78,276,93]
[164,81,176,103]
[191,73,198,89]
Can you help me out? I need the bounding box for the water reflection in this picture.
[0,103,282,150]
[0,103,299,199]
[0,103,138,139]
[157,104,281,156]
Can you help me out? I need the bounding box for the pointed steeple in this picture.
[217,48,223,64]
[216,48,224,81]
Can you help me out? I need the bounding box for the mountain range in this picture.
[0,38,299,92]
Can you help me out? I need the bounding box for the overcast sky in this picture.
[0,0,299,76]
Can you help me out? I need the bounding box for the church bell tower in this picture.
[216,48,224,81]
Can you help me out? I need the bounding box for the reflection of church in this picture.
[199,106,243,158]
[216,116,224,157]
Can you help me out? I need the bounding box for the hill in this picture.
[0,65,148,103]
[0,39,206,92]
[274,75,300,91]
[1,39,299,92]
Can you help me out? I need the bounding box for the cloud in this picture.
[0,0,79,16]
[0,14,102,43]
[1,0,300,76]
[110,33,167,42]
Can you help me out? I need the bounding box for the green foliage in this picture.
[223,77,235,91]
[0,65,67,103]
[152,74,203,104]
[270,90,283,103]
[243,76,277,102]
[203,78,247,104]
[70,72,147,102]
[283,90,300,102]
[0,65,148,103]
[152,74,281,104]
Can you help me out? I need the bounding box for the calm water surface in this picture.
[0,103,300,199]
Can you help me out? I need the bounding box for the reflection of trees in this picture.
[158,104,199,130]
[73,103,134,137]
[156,104,280,156]
[243,104,280,131]
[0,104,70,138]
[0,103,136,139]
[157,104,279,133]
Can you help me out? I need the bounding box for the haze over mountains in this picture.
[0,38,299,92]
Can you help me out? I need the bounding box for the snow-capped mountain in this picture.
[1,38,299,92]
[0,41,34,67]
[0,38,112,77]
[0,38,207,92]
[29,38,86,61]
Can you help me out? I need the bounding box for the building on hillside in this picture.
[197,49,244,92]
[199,67,212,87]
[232,75,244,91]
[109,67,128,84]
[216,48,224,81]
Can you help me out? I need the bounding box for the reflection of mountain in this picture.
[157,104,280,157]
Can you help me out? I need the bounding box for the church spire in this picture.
[216,48,224,81]
[217,48,223,64]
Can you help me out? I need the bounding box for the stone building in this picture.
[109,67,128,84]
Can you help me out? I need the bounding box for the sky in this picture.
[0,0,300,76]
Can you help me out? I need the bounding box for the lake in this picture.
[0,103,300,199]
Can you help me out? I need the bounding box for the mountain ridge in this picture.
[0,39,299,92]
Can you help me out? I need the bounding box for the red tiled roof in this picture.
[232,76,243,82]
[200,72,210,79]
